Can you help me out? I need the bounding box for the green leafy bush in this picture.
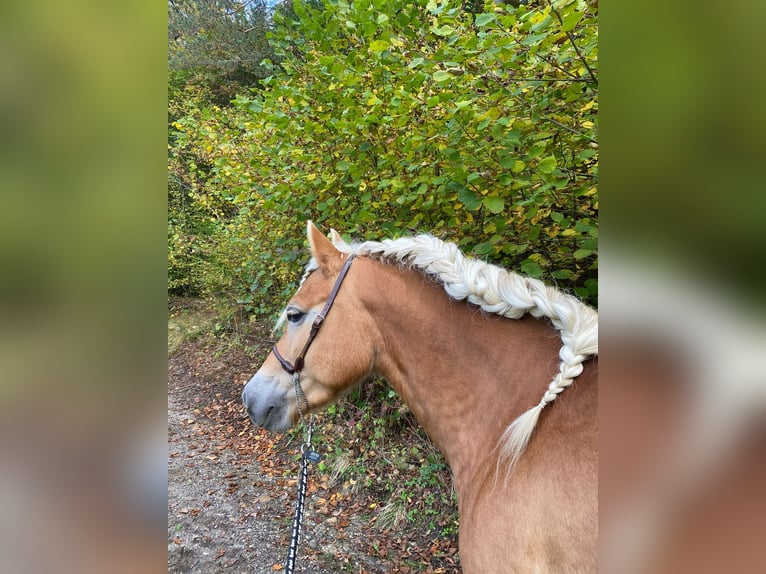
[168,0,598,316]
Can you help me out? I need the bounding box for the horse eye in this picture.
[286,308,306,324]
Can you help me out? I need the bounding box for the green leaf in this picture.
[575,220,595,233]
[520,259,543,278]
[483,196,504,214]
[466,171,482,182]
[562,11,584,32]
[582,238,598,250]
[527,144,546,159]
[473,242,493,256]
[457,187,482,210]
[500,157,515,169]
[408,57,425,69]
[550,211,564,223]
[369,40,390,53]
[476,117,492,131]
[432,25,454,37]
[537,156,557,174]
[377,13,390,25]
[432,70,452,83]
[521,32,548,47]
[551,269,574,280]
[573,249,593,259]
[577,149,597,162]
[475,13,496,27]
[505,129,521,145]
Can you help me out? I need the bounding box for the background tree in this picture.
[169,0,277,101]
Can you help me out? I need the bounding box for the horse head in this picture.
[242,222,376,432]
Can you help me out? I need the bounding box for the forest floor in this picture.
[167,298,459,573]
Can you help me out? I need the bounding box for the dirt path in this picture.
[168,336,279,572]
[167,338,367,573]
[168,389,284,572]
[167,302,459,573]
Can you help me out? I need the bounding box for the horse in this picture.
[242,221,598,573]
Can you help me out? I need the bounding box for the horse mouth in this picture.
[258,405,293,433]
[242,384,293,433]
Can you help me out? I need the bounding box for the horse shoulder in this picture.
[459,358,598,573]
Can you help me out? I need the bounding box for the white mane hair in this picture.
[328,231,599,469]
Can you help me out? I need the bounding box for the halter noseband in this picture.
[272,253,356,376]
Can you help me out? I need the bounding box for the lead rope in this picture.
[285,373,321,574]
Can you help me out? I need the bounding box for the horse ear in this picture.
[307,221,344,275]
[329,228,346,247]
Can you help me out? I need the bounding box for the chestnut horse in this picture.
[242,222,598,573]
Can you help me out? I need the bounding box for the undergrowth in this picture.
[312,380,459,537]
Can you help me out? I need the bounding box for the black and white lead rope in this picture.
[284,373,321,574]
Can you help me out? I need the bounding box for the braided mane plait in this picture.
[335,233,598,469]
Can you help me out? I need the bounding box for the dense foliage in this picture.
[168,0,598,317]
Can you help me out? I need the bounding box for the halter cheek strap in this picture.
[272,253,356,376]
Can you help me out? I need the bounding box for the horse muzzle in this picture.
[241,375,293,432]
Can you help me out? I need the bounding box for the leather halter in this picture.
[272,253,356,375]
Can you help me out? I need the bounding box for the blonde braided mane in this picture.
[332,232,598,468]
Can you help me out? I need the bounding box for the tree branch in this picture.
[547,0,597,85]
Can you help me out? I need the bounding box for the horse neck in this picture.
[359,259,560,493]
